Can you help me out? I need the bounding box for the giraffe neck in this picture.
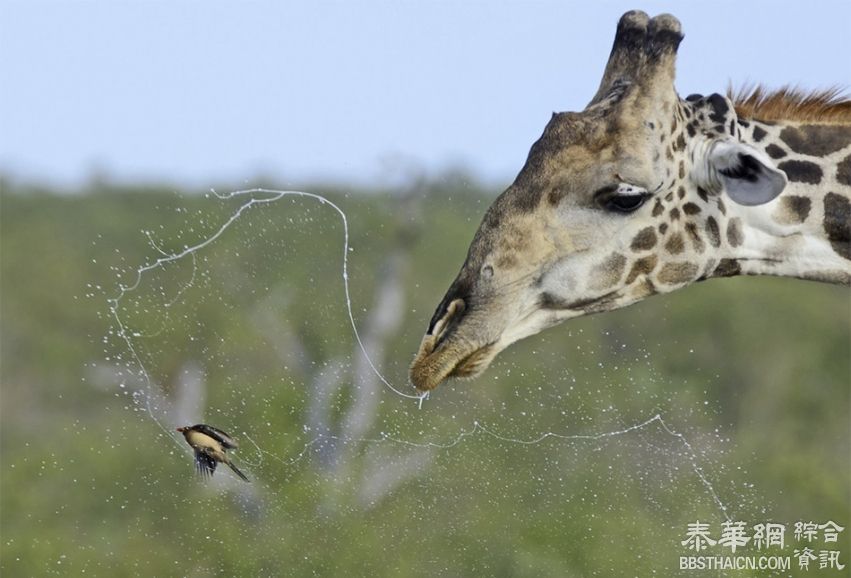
[719,119,851,283]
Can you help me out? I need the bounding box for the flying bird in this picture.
[176,424,250,482]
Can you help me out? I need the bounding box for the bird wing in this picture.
[194,449,218,478]
[192,424,239,449]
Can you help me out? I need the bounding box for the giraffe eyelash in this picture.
[613,183,648,196]
[593,182,650,199]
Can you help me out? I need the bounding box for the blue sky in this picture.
[1,0,849,188]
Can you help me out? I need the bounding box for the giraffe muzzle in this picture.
[410,296,494,392]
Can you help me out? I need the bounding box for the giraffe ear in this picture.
[708,141,787,206]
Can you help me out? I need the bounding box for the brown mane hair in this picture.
[729,85,851,124]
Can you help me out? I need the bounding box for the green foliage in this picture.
[1,182,848,576]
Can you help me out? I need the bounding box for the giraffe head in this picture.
[410,11,789,392]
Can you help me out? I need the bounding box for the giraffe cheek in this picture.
[588,253,628,291]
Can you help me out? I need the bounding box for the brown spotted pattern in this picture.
[837,155,851,187]
[590,253,628,290]
[773,196,812,225]
[658,262,699,284]
[778,160,823,184]
[630,227,658,250]
[779,125,851,157]
[747,119,851,263]
[824,192,851,260]
[726,218,744,247]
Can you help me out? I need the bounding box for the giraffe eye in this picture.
[595,184,650,213]
[605,194,648,212]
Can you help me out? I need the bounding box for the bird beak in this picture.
[176,427,186,432]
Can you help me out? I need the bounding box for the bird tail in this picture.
[226,459,250,482]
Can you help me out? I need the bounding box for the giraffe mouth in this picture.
[410,297,501,391]
[452,344,498,376]
[409,335,498,392]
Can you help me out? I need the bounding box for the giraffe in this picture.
[409,10,851,393]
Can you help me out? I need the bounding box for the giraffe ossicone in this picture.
[409,10,851,393]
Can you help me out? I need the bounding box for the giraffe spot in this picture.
[678,162,685,180]
[728,119,737,136]
[778,160,823,184]
[652,199,664,217]
[706,93,728,123]
[717,198,726,215]
[674,133,686,152]
[726,217,744,247]
[824,192,851,260]
[665,192,674,202]
[630,227,658,251]
[752,125,768,142]
[683,202,701,215]
[677,185,686,199]
[631,278,658,299]
[685,223,705,253]
[625,255,658,284]
[665,233,685,254]
[837,155,851,187]
[764,143,787,159]
[657,262,699,285]
[705,216,721,247]
[696,187,710,202]
[589,252,627,290]
[669,207,680,220]
[773,195,811,225]
[713,259,741,277]
[687,124,696,137]
[779,125,851,157]
[701,258,718,279]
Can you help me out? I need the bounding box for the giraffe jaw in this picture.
[409,320,502,393]
[410,286,638,392]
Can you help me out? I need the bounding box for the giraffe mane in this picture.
[729,85,851,124]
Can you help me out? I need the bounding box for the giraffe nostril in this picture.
[427,297,466,345]
[427,296,450,335]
